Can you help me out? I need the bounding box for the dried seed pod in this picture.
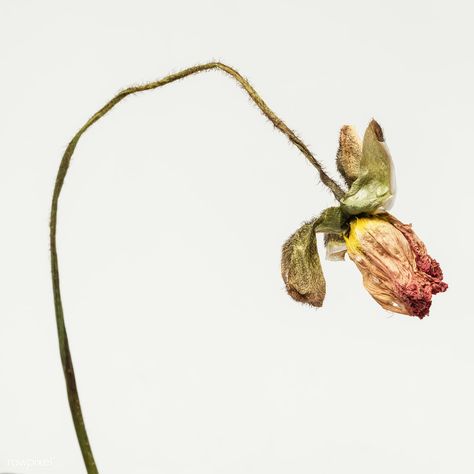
[281,221,326,307]
[336,125,362,186]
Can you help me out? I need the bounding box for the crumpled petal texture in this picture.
[344,214,447,318]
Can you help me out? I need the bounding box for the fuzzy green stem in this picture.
[50,62,344,474]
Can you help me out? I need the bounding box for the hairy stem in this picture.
[50,61,344,474]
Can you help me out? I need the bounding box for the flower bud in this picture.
[336,125,362,186]
[344,215,447,318]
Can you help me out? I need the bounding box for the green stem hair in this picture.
[50,62,344,474]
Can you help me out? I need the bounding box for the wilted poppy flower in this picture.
[282,119,447,318]
[344,214,447,318]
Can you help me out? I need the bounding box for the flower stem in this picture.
[49,62,344,474]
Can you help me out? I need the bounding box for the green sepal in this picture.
[314,206,347,234]
[340,119,396,215]
[281,219,326,307]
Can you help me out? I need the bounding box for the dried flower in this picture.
[344,215,447,318]
[282,119,447,318]
[51,64,449,474]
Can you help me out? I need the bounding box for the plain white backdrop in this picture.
[1,1,473,473]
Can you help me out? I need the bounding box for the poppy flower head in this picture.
[344,215,447,318]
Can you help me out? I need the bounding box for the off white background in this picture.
[1,1,473,473]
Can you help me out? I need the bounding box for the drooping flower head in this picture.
[282,120,447,318]
[344,215,447,318]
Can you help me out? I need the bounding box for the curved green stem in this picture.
[49,62,345,474]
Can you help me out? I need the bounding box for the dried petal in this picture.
[385,213,448,295]
[324,233,347,261]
